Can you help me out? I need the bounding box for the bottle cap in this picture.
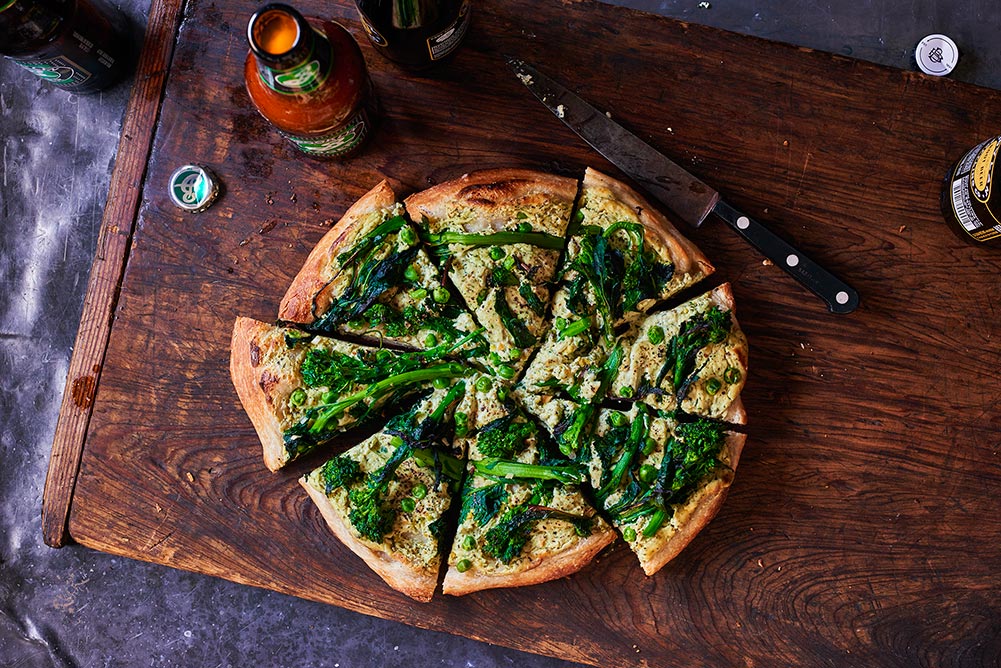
[169,164,220,213]
[915,34,959,76]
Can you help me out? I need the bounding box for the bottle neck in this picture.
[0,0,69,54]
[248,3,333,94]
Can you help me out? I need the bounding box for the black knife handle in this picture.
[712,200,859,314]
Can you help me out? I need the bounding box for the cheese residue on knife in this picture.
[517,73,534,85]
[555,104,565,118]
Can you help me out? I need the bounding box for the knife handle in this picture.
[712,200,859,314]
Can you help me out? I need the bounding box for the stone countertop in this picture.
[1,2,998,666]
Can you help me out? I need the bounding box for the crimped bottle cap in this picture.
[169,164,220,213]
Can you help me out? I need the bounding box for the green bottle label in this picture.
[280,109,370,157]
[13,55,93,87]
[258,28,332,94]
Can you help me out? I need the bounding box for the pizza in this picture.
[230,167,750,601]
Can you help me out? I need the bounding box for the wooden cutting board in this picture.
[43,0,1001,665]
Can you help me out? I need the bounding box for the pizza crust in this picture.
[404,168,579,235]
[230,316,292,472]
[442,527,616,596]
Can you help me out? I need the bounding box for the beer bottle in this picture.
[244,3,375,159]
[941,136,1001,247]
[354,0,470,70]
[0,0,132,93]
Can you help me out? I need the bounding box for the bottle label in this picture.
[280,108,370,157]
[13,55,93,87]
[426,0,470,61]
[258,28,332,94]
[947,137,1001,243]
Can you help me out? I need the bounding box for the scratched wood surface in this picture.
[52,0,1001,665]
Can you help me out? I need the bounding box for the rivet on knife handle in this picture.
[712,200,859,314]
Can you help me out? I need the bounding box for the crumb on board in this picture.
[763,259,773,266]
[698,1,711,7]
[898,224,907,233]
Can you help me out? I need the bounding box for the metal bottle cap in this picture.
[915,34,959,77]
[169,164,220,213]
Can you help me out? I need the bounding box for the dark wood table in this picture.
[39,0,1001,665]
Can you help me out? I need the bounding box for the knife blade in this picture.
[507,57,859,315]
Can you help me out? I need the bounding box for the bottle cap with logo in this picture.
[914,34,959,77]
[169,164,220,213]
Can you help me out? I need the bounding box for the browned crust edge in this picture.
[300,476,437,603]
[639,432,747,576]
[404,168,579,218]
[278,180,398,324]
[441,527,617,596]
[583,167,714,279]
[709,282,750,425]
[229,317,287,472]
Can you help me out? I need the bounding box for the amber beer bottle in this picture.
[354,0,470,70]
[942,136,1001,247]
[245,3,375,158]
[0,0,131,93]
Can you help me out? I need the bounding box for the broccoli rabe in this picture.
[482,505,593,564]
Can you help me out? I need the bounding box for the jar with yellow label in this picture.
[941,136,1001,247]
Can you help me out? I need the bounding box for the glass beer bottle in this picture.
[354,0,470,70]
[0,0,132,93]
[941,136,1001,247]
[244,3,375,158]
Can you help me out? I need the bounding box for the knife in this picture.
[507,57,859,315]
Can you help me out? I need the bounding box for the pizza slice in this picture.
[587,403,745,576]
[279,180,486,359]
[442,378,615,595]
[613,283,748,422]
[230,317,472,471]
[300,382,468,602]
[404,169,578,374]
[520,167,713,401]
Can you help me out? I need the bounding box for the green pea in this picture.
[497,364,516,379]
[476,377,493,393]
[489,246,506,261]
[404,265,420,282]
[348,318,364,330]
[455,559,472,573]
[642,436,658,456]
[433,377,450,389]
[390,435,405,448]
[623,526,637,542]
[461,535,476,551]
[488,352,502,366]
[554,316,568,331]
[706,378,723,395]
[639,464,658,483]
[609,411,628,427]
[502,255,516,270]
[289,388,306,406]
[424,333,438,347]
[412,483,428,500]
[409,288,428,302]
[322,390,338,403]
[433,287,451,304]
[619,385,634,398]
[400,497,416,513]
[648,325,665,345]
[515,211,529,220]
[399,226,417,246]
[724,367,742,384]
[497,386,509,402]
[517,221,532,232]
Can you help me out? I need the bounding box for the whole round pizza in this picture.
[230,167,748,602]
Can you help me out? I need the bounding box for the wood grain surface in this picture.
[51,0,1001,665]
